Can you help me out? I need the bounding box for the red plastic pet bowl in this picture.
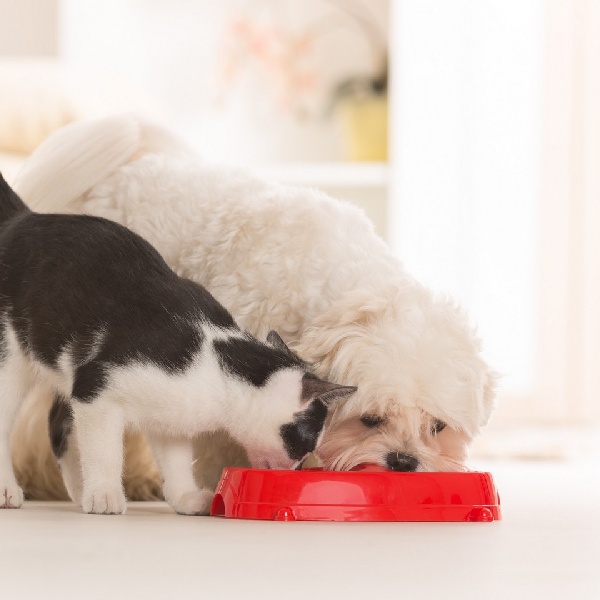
[210,464,501,522]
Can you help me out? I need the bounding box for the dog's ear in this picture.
[301,373,357,406]
[266,330,296,357]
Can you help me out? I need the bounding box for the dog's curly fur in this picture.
[12,115,497,497]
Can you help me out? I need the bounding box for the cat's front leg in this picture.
[0,360,33,508]
[148,434,213,515]
[0,448,23,509]
[72,399,127,514]
[0,430,24,509]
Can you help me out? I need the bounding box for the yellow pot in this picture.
[337,94,388,161]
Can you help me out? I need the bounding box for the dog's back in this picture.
[14,115,191,214]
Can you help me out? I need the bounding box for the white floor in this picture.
[2,460,599,600]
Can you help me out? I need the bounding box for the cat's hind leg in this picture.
[0,348,33,508]
[148,434,213,515]
[48,396,83,505]
[71,395,126,514]
[49,396,163,503]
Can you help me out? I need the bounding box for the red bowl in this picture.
[210,465,501,522]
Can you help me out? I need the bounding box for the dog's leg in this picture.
[72,397,126,514]
[0,360,32,508]
[13,387,69,500]
[148,434,213,515]
[192,431,249,490]
[122,432,164,501]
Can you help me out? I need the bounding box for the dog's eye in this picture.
[360,415,385,428]
[431,419,447,435]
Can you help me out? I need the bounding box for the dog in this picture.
[12,115,497,497]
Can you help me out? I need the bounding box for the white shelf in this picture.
[251,161,389,188]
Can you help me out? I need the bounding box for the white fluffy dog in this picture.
[11,115,496,498]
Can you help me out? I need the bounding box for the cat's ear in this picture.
[267,330,295,357]
[301,373,357,406]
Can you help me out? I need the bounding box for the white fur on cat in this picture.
[0,320,319,514]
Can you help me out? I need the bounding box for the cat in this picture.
[0,173,356,514]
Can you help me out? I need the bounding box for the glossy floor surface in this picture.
[2,460,599,600]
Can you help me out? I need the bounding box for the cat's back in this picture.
[3,211,167,270]
[0,211,235,329]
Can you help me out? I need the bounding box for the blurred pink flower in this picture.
[218,14,318,116]
[216,1,386,118]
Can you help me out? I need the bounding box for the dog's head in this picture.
[291,285,497,472]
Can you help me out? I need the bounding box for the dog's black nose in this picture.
[386,452,418,472]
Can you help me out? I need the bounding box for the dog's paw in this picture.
[170,489,214,516]
[82,487,127,514]
[0,482,24,508]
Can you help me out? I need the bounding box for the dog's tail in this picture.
[0,171,30,225]
[14,114,192,214]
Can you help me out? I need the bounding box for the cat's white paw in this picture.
[0,482,24,508]
[82,487,127,514]
[170,489,214,515]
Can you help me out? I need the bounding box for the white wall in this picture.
[391,0,600,427]
[59,0,389,163]
[0,0,58,56]
[390,0,542,411]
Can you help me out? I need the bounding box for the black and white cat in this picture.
[0,174,356,514]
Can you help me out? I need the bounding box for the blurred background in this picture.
[1,0,598,462]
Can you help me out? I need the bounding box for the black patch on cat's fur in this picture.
[0,316,6,364]
[72,362,107,403]
[280,399,328,460]
[0,172,29,222]
[48,397,73,459]
[214,337,303,387]
[0,174,236,403]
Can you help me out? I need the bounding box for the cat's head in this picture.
[216,330,356,469]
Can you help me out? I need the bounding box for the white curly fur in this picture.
[12,115,497,497]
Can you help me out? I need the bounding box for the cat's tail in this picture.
[14,114,192,214]
[0,171,30,224]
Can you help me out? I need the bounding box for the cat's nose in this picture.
[386,451,418,472]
